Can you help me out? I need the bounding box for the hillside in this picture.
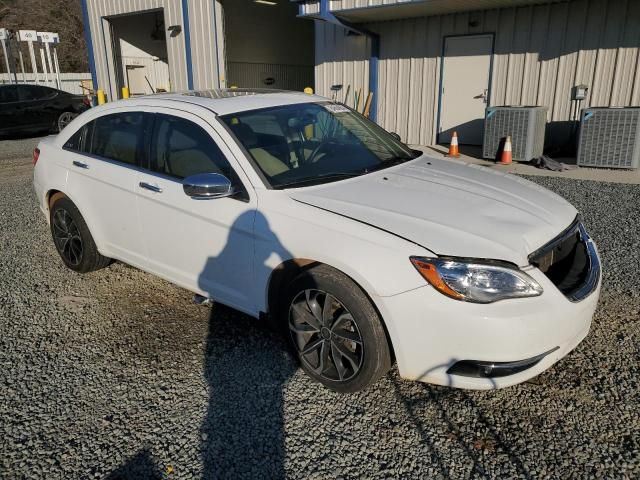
[0,0,88,72]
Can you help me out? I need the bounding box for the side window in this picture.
[18,85,53,101]
[63,125,88,152]
[88,112,149,166]
[151,114,234,181]
[0,86,18,103]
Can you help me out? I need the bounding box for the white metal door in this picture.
[126,66,149,95]
[439,35,493,145]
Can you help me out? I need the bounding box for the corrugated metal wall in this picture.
[314,23,371,107]
[315,0,640,146]
[187,0,225,89]
[302,1,321,15]
[227,62,314,90]
[86,0,223,100]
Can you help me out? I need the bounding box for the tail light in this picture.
[82,96,91,107]
[33,148,40,166]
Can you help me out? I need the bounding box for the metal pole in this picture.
[53,46,61,90]
[40,47,49,85]
[6,37,18,84]
[28,41,39,84]
[0,39,11,83]
[18,50,26,82]
[44,42,54,85]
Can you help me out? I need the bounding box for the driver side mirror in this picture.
[390,132,402,142]
[183,173,234,199]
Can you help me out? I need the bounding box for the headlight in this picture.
[410,257,543,303]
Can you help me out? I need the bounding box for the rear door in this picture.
[64,110,152,264]
[135,110,257,312]
[17,85,59,130]
[0,85,24,133]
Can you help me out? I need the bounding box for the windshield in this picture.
[220,102,421,189]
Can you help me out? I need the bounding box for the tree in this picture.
[0,0,88,72]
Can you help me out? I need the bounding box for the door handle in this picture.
[72,160,89,169]
[139,182,162,193]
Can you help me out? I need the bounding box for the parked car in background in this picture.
[0,84,90,137]
[32,90,601,393]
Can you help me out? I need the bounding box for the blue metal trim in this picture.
[212,0,221,88]
[368,34,379,122]
[316,0,379,122]
[181,0,194,89]
[80,0,98,91]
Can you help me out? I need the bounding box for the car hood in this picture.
[288,156,577,266]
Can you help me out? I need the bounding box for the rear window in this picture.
[18,85,57,101]
[63,126,88,152]
[86,112,150,166]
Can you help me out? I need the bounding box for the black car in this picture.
[0,84,90,137]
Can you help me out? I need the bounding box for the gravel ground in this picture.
[1,137,638,479]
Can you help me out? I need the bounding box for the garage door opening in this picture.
[223,0,314,91]
[109,10,171,97]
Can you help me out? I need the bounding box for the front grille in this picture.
[529,217,600,302]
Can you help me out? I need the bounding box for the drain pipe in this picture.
[312,0,380,122]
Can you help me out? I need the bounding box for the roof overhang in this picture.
[297,0,567,23]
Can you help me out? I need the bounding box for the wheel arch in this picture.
[45,188,106,254]
[266,258,397,362]
[47,189,66,212]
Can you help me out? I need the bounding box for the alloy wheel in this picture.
[289,289,364,382]
[58,112,76,131]
[52,208,83,266]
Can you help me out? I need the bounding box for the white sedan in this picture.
[33,89,601,392]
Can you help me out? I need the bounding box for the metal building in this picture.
[81,0,314,101]
[81,0,640,149]
[301,0,640,146]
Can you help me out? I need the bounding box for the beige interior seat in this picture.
[231,123,289,177]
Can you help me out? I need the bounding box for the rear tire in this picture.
[57,111,77,132]
[50,197,111,273]
[284,265,391,393]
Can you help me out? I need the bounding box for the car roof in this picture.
[127,88,328,116]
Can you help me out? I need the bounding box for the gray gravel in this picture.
[1,138,639,479]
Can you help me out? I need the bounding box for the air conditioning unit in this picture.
[483,106,547,161]
[577,107,640,169]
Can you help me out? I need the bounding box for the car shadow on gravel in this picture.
[198,211,297,479]
[391,364,532,479]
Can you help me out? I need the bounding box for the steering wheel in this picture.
[307,138,334,163]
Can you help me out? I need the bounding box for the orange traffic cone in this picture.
[499,135,513,165]
[446,131,460,157]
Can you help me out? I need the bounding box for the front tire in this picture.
[50,197,110,273]
[284,265,392,393]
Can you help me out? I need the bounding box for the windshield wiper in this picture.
[274,171,362,189]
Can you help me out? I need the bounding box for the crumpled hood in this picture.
[289,156,577,266]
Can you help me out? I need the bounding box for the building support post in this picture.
[314,0,379,122]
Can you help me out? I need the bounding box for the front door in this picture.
[439,34,493,145]
[135,109,257,313]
